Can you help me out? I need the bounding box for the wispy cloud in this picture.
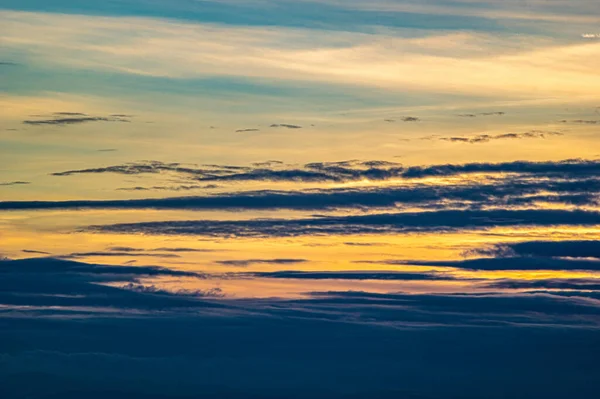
[89,209,600,238]
[0,181,29,186]
[49,158,600,183]
[4,10,600,99]
[436,130,563,144]
[22,113,131,126]
[216,258,308,267]
[270,124,302,129]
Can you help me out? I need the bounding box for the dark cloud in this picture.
[0,181,29,186]
[0,257,216,314]
[216,258,308,267]
[401,116,420,122]
[1,257,600,399]
[51,161,202,177]
[117,184,217,191]
[107,246,215,253]
[457,112,505,117]
[235,128,259,132]
[23,114,131,126]
[49,158,600,183]
[469,240,600,259]
[252,160,283,167]
[560,120,599,124]
[59,251,182,259]
[89,209,600,238]
[485,278,600,291]
[366,257,600,271]
[3,173,600,212]
[250,271,459,281]
[22,249,51,255]
[270,124,302,129]
[343,242,385,247]
[53,112,88,116]
[439,130,562,144]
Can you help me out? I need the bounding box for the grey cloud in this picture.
[235,128,259,132]
[53,112,88,116]
[468,240,600,259]
[366,257,600,271]
[59,251,182,259]
[215,258,308,267]
[107,246,215,253]
[23,114,131,126]
[401,116,420,122]
[561,120,599,124]
[3,174,600,212]
[49,158,600,183]
[0,181,29,186]
[22,250,51,255]
[270,124,302,129]
[457,112,505,117]
[439,130,562,144]
[117,184,218,191]
[485,278,600,291]
[250,271,459,281]
[89,209,600,238]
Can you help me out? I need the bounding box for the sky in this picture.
[1,1,600,398]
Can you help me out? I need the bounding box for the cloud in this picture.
[438,130,562,144]
[107,246,215,253]
[235,128,259,132]
[388,240,600,272]
[89,209,600,238]
[401,116,420,122]
[22,249,51,255]
[216,258,308,267]
[250,271,459,281]
[469,240,600,259]
[48,158,600,184]
[485,278,600,291]
[5,10,600,100]
[0,257,219,315]
[270,124,302,129]
[368,257,600,271]
[4,170,600,212]
[59,251,182,259]
[117,185,218,192]
[560,119,599,124]
[22,114,131,126]
[0,181,29,186]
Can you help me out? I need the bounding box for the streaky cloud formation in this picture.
[438,130,562,144]
[368,257,600,271]
[216,258,308,267]
[270,124,302,129]
[485,278,600,291]
[249,270,460,281]
[89,209,600,238]
[22,113,131,126]
[48,158,600,183]
[0,181,29,186]
[468,240,600,259]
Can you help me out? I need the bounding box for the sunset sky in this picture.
[1,1,600,398]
